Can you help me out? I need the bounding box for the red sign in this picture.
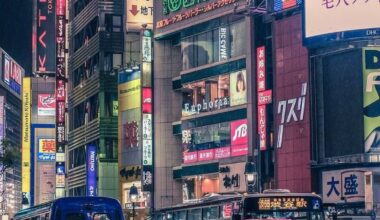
[223,204,233,218]
[215,147,231,159]
[3,56,10,84]
[56,80,65,101]
[40,139,56,153]
[184,151,198,164]
[257,46,266,92]
[258,90,272,105]
[56,0,66,16]
[258,105,267,150]
[230,119,248,146]
[231,145,248,156]
[142,87,152,113]
[198,149,215,161]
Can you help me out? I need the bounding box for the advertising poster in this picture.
[87,145,97,196]
[22,78,31,207]
[322,169,365,204]
[363,47,380,153]
[3,55,10,84]
[38,139,56,161]
[2,54,22,95]
[38,164,55,204]
[230,70,247,106]
[38,94,56,116]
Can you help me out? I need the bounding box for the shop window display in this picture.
[182,70,247,116]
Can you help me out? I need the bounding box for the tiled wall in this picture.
[273,14,311,192]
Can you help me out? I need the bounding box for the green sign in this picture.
[113,100,118,116]
[363,47,380,153]
[163,0,210,15]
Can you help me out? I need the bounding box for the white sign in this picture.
[126,0,153,31]
[219,27,228,61]
[142,114,152,165]
[304,0,380,39]
[322,169,365,204]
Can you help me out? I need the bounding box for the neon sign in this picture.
[258,197,308,210]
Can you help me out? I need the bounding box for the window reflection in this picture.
[181,20,246,71]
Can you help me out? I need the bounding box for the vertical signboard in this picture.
[22,78,31,207]
[2,53,23,95]
[256,46,271,151]
[87,145,97,196]
[230,119,248,156]
[38,164,55,204]
[141,29,153,193]
[363,48,380,153]
[55,0,66,198]
[35,0,56,73]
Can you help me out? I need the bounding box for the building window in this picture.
[73,0,93,17]
[105,92,117,117]
[69,146,86,170]
[73,16,99,52]
[181,20,246,71]
[72,54,99,88]
[105,15,122,32]
[182,69,247,116]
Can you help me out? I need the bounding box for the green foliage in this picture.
[0,139,17,170]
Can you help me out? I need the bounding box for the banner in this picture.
[230,70,247,106]
[38,139,56,161]
[38,94,56,116]
[22,78,31,206]
[363,48,380,153]
[87,145,97,196]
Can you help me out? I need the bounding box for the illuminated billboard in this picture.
[126,0,153,31]
[38,94,56,116]
[363,47,380,153]
[2,53,23,94]
[38,139,56,161]
[35,0,56,73]
[304,0,380,46]
[87,144,97,196]
[22,77,31,207]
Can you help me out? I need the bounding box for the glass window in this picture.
[203,206,219,220]
[174,211,187,220]
[65,213,86,220]
[188,209,201,220]
[181,20,245,71]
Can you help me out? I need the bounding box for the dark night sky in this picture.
[0,0,33,74]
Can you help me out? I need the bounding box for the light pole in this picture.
[129,184,138,220]
[245,159,257,194]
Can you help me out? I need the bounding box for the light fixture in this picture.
[244,160,257,194]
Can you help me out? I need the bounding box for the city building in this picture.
[66,0,123,198]
[153,0,275,209]
[0,48,23,217]
[153,0,380,215]
[29,77,56,206]
[118,0,153,219]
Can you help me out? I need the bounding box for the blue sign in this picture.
[87,144,97,196]
[56,163,65,175]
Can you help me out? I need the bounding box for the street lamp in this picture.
[129,184,138,220]
[245,161,257,194]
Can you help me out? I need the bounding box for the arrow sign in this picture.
[130,5,139,16]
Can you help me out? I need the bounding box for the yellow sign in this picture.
[126,0,153,31]
[258,197,308,210]
[22,77,31,193]
[119,79,141,111]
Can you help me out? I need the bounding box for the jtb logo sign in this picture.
[231,119,248,146]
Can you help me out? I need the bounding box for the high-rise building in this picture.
[0,48,23,217]
[66,0,124,198]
